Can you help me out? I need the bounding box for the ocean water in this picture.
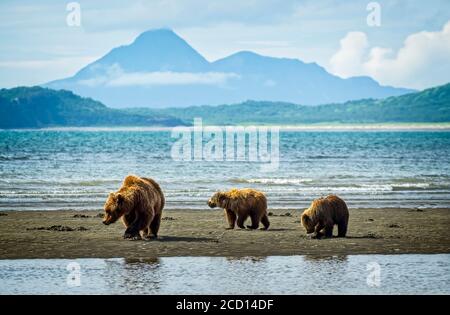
[0,129,450,211]
[0,254,449,294]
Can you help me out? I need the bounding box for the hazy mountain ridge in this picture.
[129,83,450,125]
[46,29,414,108]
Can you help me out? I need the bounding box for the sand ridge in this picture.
[0,208,449,259]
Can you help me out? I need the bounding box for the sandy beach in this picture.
[0,208,449,259]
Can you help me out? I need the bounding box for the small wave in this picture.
[306,155,349,159]
[391,183,450,191]
[279,185,392,192]
[0,155,30,161]
[327,175,358,179]
[0,179,120,186]
[74,180,121,186]
[0,191,107,197]
[231,178,313,185]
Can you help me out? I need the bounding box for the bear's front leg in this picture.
[123,226,142,240]
[312,222,325,239]
[236,214,249,229]
[323,224,334,238]
[225,209,236,229]
[124,210,153,240]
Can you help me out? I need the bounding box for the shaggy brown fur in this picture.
[103,175,165,240]
[208,188,270,230]
[301,195,349,238]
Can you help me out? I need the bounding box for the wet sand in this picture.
[0,208,449,259]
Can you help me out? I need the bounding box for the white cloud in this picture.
[77,65,240,87]
[107,71,240,87]
[329,21,450,89]
[329,31,368,78]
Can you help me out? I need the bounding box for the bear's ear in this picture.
[109,192,115,199]
[116,193,124,204]
[302,213,310,223]
[218,192,226,201]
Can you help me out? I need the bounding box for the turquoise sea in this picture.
[1,129,450,211]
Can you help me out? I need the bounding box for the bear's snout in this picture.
[207,200,215,208]
[102,214,115,225]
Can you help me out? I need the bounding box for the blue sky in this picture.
[0,0,449,89]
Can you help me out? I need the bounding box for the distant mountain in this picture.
[0,86,183,129]
[46,29,414,108]
[129,83,450,124]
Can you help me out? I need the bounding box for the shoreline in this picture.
[2,122,450,132]
[0,208,449,259]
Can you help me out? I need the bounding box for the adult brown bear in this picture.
[208,188,270,230]
[102,175,165,240]
[301,195,349,238]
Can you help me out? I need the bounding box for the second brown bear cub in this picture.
[208,188,270,230]
[301,195,349,238]
[103,175,165,240]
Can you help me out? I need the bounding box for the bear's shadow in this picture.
[151,236,218,243]
[265,228,294,232]
[344,235,383,239]
[234,228,294,232]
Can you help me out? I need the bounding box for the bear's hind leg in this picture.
[246,212,260,229]
[337,221,347,237]
[260,213,270,230]
[149,212,161,238]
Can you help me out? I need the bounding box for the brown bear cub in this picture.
[208,188,270,230]
[103,175,165,240]
[301,195,349,239]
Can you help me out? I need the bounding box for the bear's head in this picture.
[102,192,127,225]
[301,212,315,234]
[207,192,226,208]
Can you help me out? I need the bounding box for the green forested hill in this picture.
[0,86,183,128]
[1,83,449,129]
[131,83,450,125]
